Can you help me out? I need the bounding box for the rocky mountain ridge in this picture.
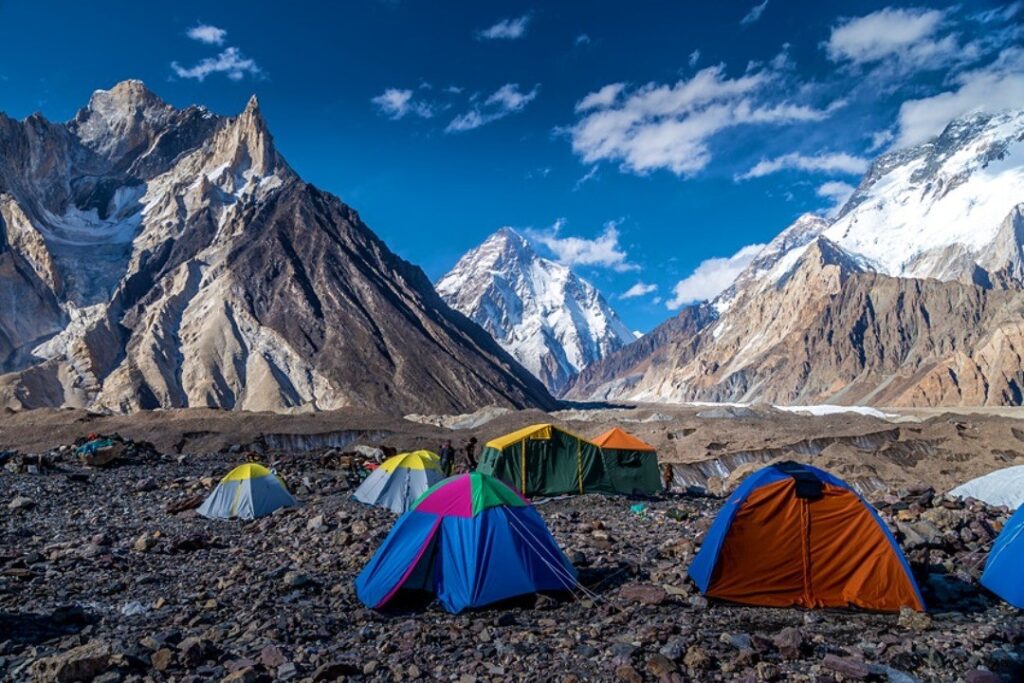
[568,110,1024,407]
[0,81,555,414]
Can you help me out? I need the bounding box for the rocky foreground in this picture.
[2,445,1022,682]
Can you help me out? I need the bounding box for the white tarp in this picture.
[950,465,1024,510]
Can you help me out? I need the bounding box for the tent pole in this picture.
[521,439,527,494]
[577,437,583,494]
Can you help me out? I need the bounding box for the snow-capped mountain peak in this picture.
[714,212,829,313]
[822,109,1024,285]
[716,110,1024,308]
[568,107,1024,409]
[437,227,634,394]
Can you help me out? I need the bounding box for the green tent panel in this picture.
[593,427,664,496]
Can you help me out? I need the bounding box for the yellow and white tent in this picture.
[353,450,443,514]
[198,463,297,520]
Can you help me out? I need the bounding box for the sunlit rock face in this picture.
[0,81,554,414]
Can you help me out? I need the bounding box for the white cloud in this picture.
[668,243,766,308]
[486,83,536,110]
[973,3,1020,24]
[825,7,952,68]
[817,181,856,217]
[573,166,599,191]
[171,47,261,82]
[526,167,551,179]
[371,88,436,120]
[446,83,538,133]
[575,83,626,112]
[477,15,530,40]
[569,66,839,176]
[620,282,657,299]
[187,24,227,45]
[770,43,794,70]
[895,47,1024,147]
[689,49,701,67]
[741,0,769,25]
[446,110,484,132]
[528,220,637,272]
[867,129,894,152]
[738,151,869,179]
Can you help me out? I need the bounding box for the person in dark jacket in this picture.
[438,440,455,476]
[464,437,478,470]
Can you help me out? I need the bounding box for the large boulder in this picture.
[31,641,111,682]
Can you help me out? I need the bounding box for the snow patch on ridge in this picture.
[774,404,897,420]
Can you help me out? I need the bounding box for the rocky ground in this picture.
[1,442,1022,682]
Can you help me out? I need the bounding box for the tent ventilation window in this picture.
[777,461,824,500]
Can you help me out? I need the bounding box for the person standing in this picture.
[438,440,455,476]
[464,437,478,470]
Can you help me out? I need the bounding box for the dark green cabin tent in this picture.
[477,424,662,497]
[592,427,664,496]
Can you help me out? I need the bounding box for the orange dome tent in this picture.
[688,461,925,612]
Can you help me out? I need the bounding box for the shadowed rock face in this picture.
[565,302,716,401]
[0,81,554,414]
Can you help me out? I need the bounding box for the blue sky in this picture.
[0,1,1021,332]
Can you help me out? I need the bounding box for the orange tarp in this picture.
[592,427,656,452]
[707,478,924,612]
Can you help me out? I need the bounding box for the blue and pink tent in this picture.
[355,472,577,613]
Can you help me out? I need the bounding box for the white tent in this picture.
[950,465,1024,510]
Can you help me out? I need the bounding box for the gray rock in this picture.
[8,496,34,511]
[897,607,933,631]
[773,627,804,659]
[618,583,667,605]
[822,654,872,680]
[283,571,312,588]
[659,638,685,661]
